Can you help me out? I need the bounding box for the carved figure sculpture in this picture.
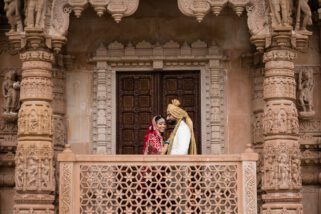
[295,0,312,31]
[29,109,38,131]
[2,70,20,114]
[264,109,274,134]
[15,154,24,188]
[41,158,50,188]
[25,0,46,28]
[298,70,314,113]
[277,153,290,187]
[4,0,23,32]
[290,108,299,133]
[291,153,300,185]
[269,0,293,28]
[277,109,287,133]
[265,154,275,187]
[27,155,38,187]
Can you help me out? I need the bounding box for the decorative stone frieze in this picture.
[18,101,53,137]
[263,140,302,190]
[91,40,225,154]
[15,141,54,191]
[262,100,299,136]
[20,77,53,101]
[263,76,296,100]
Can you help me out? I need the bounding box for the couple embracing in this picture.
[143,99,197,155]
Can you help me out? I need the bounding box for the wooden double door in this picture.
[117,71,201,154]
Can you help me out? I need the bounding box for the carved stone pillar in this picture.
[261,49,302,213]
[14,47,55,213]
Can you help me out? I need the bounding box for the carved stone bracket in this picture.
[90,40,226,154]
[68,0,139,22]
[177,0,249,22]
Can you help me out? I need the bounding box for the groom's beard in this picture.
[167,119,177,125]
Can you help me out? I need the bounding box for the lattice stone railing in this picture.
[58,146,258,214]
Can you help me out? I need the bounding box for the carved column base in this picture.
[14,196,55,214]
[261,192,303,214]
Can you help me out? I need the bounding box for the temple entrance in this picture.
[116,71,201,154]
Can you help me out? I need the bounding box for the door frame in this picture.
[91,40,226,155]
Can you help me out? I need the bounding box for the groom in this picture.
[165,99,197,155]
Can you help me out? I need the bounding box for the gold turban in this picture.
[166,99,197,155]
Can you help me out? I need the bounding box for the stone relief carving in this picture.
[53,116,66,148]
[299,119,321,169]
[268,0,293,28]
[243,162,257,214]
[246,0,270,37]
[49,0,71,37]
[0,117,18,149]
[297,68,314,118]
[15,143,54,191]
[263,141,301,190]
[20,77,53,101]
[15,153,24,188]
[25,0,47,28]
[262,101,299,136]
[295,0,312,32]
[4,0,23,32]
[264,76,296,100]
[267,0,312,32]
[60,162,73,214]
[18,102,53,136]
[2,70,20,120]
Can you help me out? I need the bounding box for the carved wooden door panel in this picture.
[117,71,201,154]
[117,73,156,154]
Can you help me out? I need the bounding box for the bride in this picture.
[143,115,169,155]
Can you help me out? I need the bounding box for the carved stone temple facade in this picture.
[0,0,321,213]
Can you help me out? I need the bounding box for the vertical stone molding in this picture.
[261,50,302,213]
[92,60,113,154]
[14,49,55,213]
[206,60,225,154]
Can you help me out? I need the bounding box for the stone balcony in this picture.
[58,146,258,214]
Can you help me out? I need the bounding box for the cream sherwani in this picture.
[169,121,191,155]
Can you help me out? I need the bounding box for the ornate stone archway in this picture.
[90,40,225,155]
